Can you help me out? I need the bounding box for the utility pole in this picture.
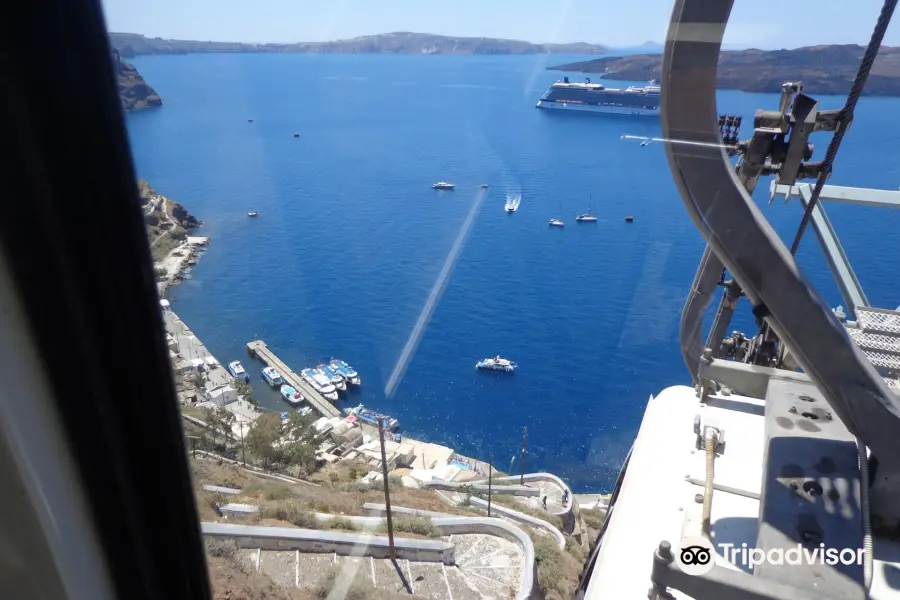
[488,454,493,517]
[520,426,527,485]
[378,417,396,560]
[239,421,246,465]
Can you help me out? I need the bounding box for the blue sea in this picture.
[126,53,900,492]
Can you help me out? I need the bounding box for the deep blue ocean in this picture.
[126,53,900,492]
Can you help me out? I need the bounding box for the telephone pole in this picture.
[520,426,527,485]
[488,454,493,517]
[378,417,396,559]
[239,421,246,465]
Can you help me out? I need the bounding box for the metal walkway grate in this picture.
[846,307,900,389]
[856,307,900,336]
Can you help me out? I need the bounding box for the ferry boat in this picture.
[549,219,565,227]
[432,181,455,190]
[279,384,304,405]
[317,364,347,391]
[300,368,338,401]
[346,404,398,431]
[261,366,284,387]
[227,360,249,382]
[536,77,660,117]
[475,356,517,372]
[329,359,361,385]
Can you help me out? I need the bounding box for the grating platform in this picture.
[846,307,900,389]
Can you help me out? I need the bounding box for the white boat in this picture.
[279,384,305,405]
[329,359,361,385]
[227,360,249,382]
[247,211,258,217]
[432,181,455,190]
[505,193,521,213]
[475,355,517,372]
[549,219,565,227]
[300,368,338,401]
[576,195,598,222]
[261,366,284,387]
[317,364,347,391]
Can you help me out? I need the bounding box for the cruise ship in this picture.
[300,368,339,401]
[536,77,660,116]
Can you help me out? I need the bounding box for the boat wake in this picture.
[504,193,521,213]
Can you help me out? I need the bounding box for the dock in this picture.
[246,340,341,419]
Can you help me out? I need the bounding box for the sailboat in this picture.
[576,195,598,222]
[549,200,564,227]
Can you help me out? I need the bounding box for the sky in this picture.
[101,0,899,49]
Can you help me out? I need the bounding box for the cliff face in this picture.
[549,45,900,96]
[113,49,162,111]
[110,31,607,57]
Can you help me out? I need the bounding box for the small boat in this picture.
[329,359,361,385]
[280,384,305,405]
[505,193,521,213]
[433,182,455,190]
[476,355,517,372]
[248,119,254,123]
[576,195,598,222]
[292,132,299,138]
[481,183,489,188]
[346,403,399,430]
[228,360,250,382]
[247,211,259,217]
[625,215,635,222]
[261,366,284,387]
[300,368,338,401]
[317,364,347,391]
[549,219,565,227]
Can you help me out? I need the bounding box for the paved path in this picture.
[241,532,523,600]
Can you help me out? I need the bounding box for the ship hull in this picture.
[536,100,658,117]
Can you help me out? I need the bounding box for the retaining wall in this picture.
[201,522,454,564]
[468,497,565,550]
[471,472,575,532]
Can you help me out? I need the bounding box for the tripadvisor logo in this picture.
[675,536,866,576]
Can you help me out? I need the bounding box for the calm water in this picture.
[126,54,900,491]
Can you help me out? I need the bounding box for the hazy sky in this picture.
[101,0,898,48]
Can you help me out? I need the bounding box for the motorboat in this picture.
[549,219,565,227]
[247,212,258,217]
[475,355,517,372]
[432,182,455,190]
[329,359,361,385]
[261,366,284,387]
[227,360,249,382]
[279,384,305,405]
[300,368,338,401]
[317,364,347,391]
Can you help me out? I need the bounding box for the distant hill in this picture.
[113,49,161,111]
[110,31,607,57]
[548,44,900,96]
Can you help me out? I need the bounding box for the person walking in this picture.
[542,495,548,510]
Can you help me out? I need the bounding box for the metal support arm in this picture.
[661,0,900,460]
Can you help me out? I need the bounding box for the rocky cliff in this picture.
[114,49,162,111]
[110,31,607,57]
[549,44,900,96]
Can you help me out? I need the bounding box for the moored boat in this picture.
[432,181,455,190]
[329,358,361,385]
[280,384,305,405]
[317,364,347,391]
[346,404,398,430]
[300,368,338,401]
[227,360,250,382]
[261,366,284,387]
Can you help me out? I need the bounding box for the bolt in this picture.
[695,493,704,503]
[788,406,797,414]
[824,412,833,421]
[702,348,714,363]
[657,541,673,562]
[789,481,799,491]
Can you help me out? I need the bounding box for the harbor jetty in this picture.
[246,340,341,419]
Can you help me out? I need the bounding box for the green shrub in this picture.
[261,502,320,529]
[384,516,441,538]
[264,484,292,501]
[326,517,356,531]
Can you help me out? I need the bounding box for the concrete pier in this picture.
[246,340,340,419]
